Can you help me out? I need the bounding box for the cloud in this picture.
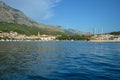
[1,0,61,21]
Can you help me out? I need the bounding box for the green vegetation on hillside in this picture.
[56,34,87,40]
[109,31,120,35]
[0,22,64,36]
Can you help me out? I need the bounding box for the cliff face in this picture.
[0,1,38,27]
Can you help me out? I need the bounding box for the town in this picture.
[90,33,120,42]
[0,31,57,41]
[91,34,120,40]
[0,31,120,42]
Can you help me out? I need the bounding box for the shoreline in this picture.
[0,39,120,42]
[0,40,57,42]
[90,40,120,42]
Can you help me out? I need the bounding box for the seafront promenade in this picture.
[0,39,58,42]
[90,40,120,42]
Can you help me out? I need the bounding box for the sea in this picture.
[0,41,120,80]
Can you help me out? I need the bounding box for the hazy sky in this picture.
[1,0,120,33]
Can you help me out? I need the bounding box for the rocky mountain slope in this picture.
[0,1,39,27]
[0,1,88,36]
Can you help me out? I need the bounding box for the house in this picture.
[40,35,56,40]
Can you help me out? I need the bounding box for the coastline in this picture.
[90,40,120,42]
[0,39,70,42]
[0,39,120,42]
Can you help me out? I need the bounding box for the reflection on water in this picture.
[0,41,120,80]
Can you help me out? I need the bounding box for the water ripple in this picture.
[0,41,120,80]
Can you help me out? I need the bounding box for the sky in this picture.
[1,0,120,33]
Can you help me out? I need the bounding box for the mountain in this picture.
[0,1,38,27]
[0,1,88,36]
[0,1,66,35]
[64,29,90,35]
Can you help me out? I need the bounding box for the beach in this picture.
[90,40,120,42]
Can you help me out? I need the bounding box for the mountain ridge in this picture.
[0,1,39,27]
[0,1,88,36]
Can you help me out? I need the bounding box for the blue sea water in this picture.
[0,41,120,80]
